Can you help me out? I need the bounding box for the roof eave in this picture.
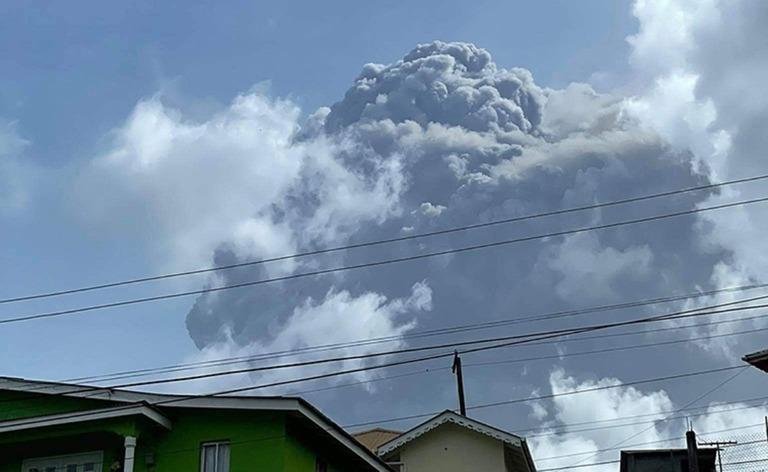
[743,349,768,373]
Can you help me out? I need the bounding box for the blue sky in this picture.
[0,0,635,378]
[2,1,768,469]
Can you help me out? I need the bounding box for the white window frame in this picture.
[21,451,103,472]
[200,441,230,472]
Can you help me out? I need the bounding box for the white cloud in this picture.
[76,92,404,273]
[542,232,654,303]
[417,202,446,217]
[625,0,768,355]
[164,281,432,394]
[529,368,768,472]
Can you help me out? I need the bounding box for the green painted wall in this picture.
[144,408,288,472]
[0,389,117,422]
[0,408,290,472]
[284,429,345,472]
[0,390,378,472]
[285,433,315,472]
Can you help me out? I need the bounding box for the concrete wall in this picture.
[397,423,505,472]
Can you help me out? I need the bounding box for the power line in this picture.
[64,281,768,386]
[536,424,767,461]
[291,322,768,397]
[4,298,765,426]
[98,300,768,392]
[22,420,765,472]
[525,401,768,440]
[5,173,767,306]
[6,294,768,410]
[535,424,767,471]
[335,366,747,430]
[0,363,748,433]
[4,195,768,326]
[565,366,750,468]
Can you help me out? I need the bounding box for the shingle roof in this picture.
[353,428,403,453]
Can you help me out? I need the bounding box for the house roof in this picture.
[0,402,173,433]
[377,410,536,471]
[743,348,768,373]
[378,410,524,455]
[0,376,391,472]
[619,448,717,472]
[353,427,403,452]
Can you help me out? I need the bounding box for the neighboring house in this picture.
[0,376,391,472]
[619,448,717,472]
[353,428,402,454]
[743,348,768,373]
[354,410,537,472]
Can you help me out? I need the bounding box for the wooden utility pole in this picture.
[452,351,467,416]
[686,429,700,472]
[698,441,736,472]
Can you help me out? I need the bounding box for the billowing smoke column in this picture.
[185,41,721,364]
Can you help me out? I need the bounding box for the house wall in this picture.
[143,408,288,472]
[0,389,117,422]
[0,391,374,472]
[0,407,290,472]
[396,423,505,472]
[0,433,123,472]
[284,427,346,472]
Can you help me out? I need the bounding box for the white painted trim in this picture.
[0,377,390,472]
[21,450,103,472]
[296,404,392,472]
[0,377,298,410]
[123,436,137,472]
[0,405,172,433]
[377,411,523,456]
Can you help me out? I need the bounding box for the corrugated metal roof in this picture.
[353,428,403,453]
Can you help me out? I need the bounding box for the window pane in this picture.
[84,463,95,472]
[202,445,217,472]
[216,444,230,472]
[66,465,78,472]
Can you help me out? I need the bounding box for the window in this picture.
[201,442,230,472]
[21,452,102,472]
[316,459,328,472]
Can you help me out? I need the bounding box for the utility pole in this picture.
[686,429,700,472]
[698,440,737,472]
[452,351,467,416]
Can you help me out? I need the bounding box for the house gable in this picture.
[384,421,506,472]
[378,411,536,472]
[0,376,392,472]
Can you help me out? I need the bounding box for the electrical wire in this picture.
[5,293,768,411]
[4,173,767,306]
[63,281,768,386]
[290,322,768,397]
[4,195,768,326]
[0,363,748,432]
[564,366,750,468]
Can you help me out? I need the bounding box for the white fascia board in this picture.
[296,404,393,472]
[378,411,523,456]
[0,405,172,433]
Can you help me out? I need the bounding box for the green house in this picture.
[0,376,391,472]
